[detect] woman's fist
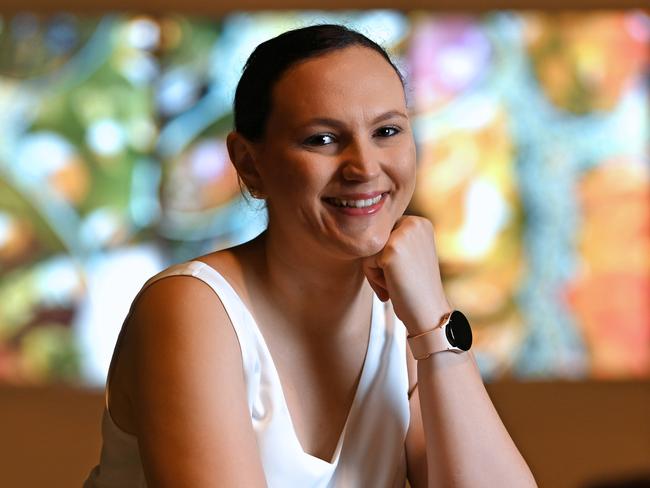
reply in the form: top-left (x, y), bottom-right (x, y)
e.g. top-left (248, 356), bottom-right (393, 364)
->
top-left (362, 216), bottom-right (452, 335)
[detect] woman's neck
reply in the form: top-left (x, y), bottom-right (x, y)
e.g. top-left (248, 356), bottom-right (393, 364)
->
top-left (249, 227), bottom-right (374, 337)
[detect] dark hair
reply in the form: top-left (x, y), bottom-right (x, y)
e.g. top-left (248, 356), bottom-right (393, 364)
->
top-left (233, 24), bottom-right (405, 142)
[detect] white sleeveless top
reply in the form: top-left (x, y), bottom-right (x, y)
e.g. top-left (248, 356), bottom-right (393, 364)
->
top-left (83, 260), bottom-right (411, 488)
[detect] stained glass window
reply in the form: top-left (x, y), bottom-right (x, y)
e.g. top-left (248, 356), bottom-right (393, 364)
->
top-left (0, 10), bottom-right (647, 385)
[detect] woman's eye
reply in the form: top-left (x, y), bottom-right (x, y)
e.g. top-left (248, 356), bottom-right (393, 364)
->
top-left (303, 134), bottom-right (336, 146)
top-left (375, 126), bottom-right (400, 138)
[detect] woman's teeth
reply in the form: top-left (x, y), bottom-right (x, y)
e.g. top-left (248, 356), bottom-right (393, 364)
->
top-left (328, 194), bottom-right (383, 208)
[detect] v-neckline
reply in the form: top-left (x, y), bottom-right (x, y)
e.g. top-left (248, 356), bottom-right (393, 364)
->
top-left (192, 260), bottom-right (378, 466)
top-left (250, 295), bottom-right (377, 466)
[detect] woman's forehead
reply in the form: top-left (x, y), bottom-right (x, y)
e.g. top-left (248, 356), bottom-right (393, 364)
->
top-left (269, 46), bottom-right (406, 126)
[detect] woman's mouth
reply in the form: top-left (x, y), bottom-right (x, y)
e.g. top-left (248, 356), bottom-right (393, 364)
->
top-left (323, 192), bottom-right (388, 215)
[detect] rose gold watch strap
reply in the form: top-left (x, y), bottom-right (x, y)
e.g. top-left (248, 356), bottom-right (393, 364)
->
top-left (407, 312), bottom-right (452, 360)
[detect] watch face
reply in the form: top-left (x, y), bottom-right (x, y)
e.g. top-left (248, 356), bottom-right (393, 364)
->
top-left (445, 310), bottom-right (473, 351)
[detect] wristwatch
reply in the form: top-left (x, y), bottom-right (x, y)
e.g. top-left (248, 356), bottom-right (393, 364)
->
top-left (407, 310), bottom-right (473, 360)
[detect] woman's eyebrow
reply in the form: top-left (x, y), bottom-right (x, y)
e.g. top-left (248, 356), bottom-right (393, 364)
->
top-left (371, 110), bottom-right (408, 123)
top-left (301, 110), bottom-right (408, 128)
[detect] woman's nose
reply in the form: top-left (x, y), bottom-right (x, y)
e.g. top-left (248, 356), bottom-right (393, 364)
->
top-left (340, 139), bottom-right (381, 182)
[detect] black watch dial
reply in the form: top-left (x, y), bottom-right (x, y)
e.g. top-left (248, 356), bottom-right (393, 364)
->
top-left (445, 310), bottom-right (473, 351)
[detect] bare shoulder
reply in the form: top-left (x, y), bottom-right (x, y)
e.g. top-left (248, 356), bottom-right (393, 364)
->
top-left (118, 258), bottom-right (267, 487)
top-left (125, 234), bottom-right (264, 362)
top-left (127, 268), bottom-right (240, 358)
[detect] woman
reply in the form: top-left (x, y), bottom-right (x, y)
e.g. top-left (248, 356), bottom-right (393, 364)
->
top-left (84, 24), bottom-right (537, 487)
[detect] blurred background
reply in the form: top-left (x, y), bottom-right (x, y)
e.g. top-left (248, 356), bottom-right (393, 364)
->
top-left (0, 2), bottom-right (648, 487)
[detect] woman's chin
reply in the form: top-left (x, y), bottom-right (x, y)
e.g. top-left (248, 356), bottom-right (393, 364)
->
top-left (336, 232), bottom-right (390, 259)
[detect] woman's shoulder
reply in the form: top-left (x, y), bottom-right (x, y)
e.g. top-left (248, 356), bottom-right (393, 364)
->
top-left (118, 250), bottom-right (252, 386)
top-left (107, 247), bottom-right (255, 437)
top-left (126, 235), bottom-right (263, 327)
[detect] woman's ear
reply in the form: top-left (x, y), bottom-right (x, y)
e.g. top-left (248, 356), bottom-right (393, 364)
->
top-left (226, 131), bottom-right (264, 196)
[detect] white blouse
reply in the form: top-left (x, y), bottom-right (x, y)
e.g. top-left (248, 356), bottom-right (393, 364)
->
top-left (83, 260), bottom-right (410, 488)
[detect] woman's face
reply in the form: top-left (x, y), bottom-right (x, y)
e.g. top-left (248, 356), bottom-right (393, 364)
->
top-left (251, 45), bottom-right (417, 259)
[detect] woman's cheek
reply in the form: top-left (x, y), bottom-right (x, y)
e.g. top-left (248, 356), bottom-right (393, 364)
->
top-left (395, 160), bottom-right (417, 211)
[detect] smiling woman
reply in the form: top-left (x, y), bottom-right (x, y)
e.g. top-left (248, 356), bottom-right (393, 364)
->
top-left (228, 41), bottom-right (416, 261)
top-left (83, 24), bottom-right (537, 488)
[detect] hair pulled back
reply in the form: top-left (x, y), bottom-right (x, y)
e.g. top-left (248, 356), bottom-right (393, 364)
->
top-left (233, 24), bottom-right (404, 142)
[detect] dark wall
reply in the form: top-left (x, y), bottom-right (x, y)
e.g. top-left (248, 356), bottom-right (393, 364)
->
top-left (1, 381), bottom-right (649, 488)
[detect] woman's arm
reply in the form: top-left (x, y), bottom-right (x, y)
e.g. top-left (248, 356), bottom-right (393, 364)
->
top-left (416, 348), bottom-right (537, 487)
top-left (364, 217), bottom-right (537, 487)
top-left (405, 346), bottom-right (428, 488)
top-left (126, 276), bottom-right (268, 488)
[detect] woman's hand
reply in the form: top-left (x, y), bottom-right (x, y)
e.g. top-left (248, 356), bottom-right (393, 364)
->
top-left (362, 216), bottom-right (452, 335)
